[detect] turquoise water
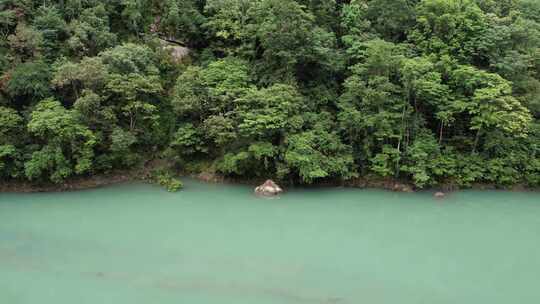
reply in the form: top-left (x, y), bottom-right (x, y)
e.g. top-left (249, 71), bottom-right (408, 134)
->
top-left (1, 180), bottom-right (540, 303)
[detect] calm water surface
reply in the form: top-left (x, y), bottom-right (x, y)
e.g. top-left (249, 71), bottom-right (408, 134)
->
top-left (1, 180), bottom-right (539, 303)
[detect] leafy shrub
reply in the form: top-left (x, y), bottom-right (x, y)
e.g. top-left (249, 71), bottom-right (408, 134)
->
top-left (151, 169), bottom-right (183, 192)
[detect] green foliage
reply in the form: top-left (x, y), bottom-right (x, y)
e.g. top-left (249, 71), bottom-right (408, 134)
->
top-left (236, 84), bottom-right (304, 138)
top-left (409, 0), bottom-right (488, 63)
top-left (204, 0), bottom-right (255, 54)
top-left (340, 1), bottom-right (374, 43)
top-left (99, 43), bottom-right (159, 76)
top-left (170, 123), bottom-right (207, 157)
top-left (171, 57), bottom-right (251, 123)
top-left (109, 127), bottom-right (138, 167)
top-left (152, 169), bottom-right (183, 192)
top-left (120, 0), bottom-right (144, 34)
top-left (52, 56), bottom-right (108, 94)
top-left (202, 57), bottom-right (250, 106)
top-left (0, 105), bottom-right (21, 139)
top-left (0, 144), bottom-right (19, 178)
top-left (284, 128), bottom-right (355, 183)
top-left (400, 131), bottom-right (441, 188)
top-left (244, 0), bottom-right (338, 84)
top-left (25, 98), bottom-right (96, 183)
top-left (339, 39), bottom-right (408, 172)
top-left (451, 65), bottom-right (532, 152)
top-left (0, 0), bottom-right (539, 189)
top-left (364, 0), bottom-right (417, 41)
top-left (216, 151), bottom-right (252, 176)
top-left (519, 0), bottom-right (540, 23)
top-left (7, 23), bottom-right (43, 60)
top-left (5, 60), bottom-right (51, 102)
top-left (159, 0), bottom-right (205, 44)
top-left (33, 6), bottom-right (68, 59)
top-left (0, 106), bottom-right (22, 178)
top-left (66, 4), bottom-right (117, 57)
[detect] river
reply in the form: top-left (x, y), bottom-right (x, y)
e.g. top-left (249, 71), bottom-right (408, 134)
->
top-left (1, 179), bottom-right (539, 303)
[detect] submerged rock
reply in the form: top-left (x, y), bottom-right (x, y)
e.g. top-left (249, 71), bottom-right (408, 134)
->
top-left (392, 183), bottom-right (414, 193)
top-left (255, 180), bottom-right (283, 196)
top-left (434, 191), bottom-right (446, 199)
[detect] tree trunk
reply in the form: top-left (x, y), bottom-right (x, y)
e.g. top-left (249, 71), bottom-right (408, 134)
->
top-left (130, 113), bottom-right (135, 131)
top-left (472, 127), bottom-right (482, 154)
top-left (439, 121), bottom-right (444, 145)
top-left (73, 81), bottom-right (79, 101)
top-left (396, 105), bottom-right (408, 178)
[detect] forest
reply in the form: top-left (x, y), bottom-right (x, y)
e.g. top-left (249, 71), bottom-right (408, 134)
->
top-left (0, 0), bottom-right (539, 189)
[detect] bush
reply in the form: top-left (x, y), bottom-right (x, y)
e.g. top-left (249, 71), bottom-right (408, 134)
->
top-left (152, 169), bottom-right (183, 192)
top-left (161, 176), bottom-right (183, 192)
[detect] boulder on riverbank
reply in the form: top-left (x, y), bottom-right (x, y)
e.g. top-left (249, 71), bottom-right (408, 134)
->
top-left (255, 180), bottom-right (283, 196)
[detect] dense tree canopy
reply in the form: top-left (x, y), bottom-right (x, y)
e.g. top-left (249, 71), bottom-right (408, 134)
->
top-left (0, 0), bottom-right (539, 189)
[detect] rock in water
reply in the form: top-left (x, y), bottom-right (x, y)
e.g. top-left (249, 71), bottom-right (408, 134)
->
top-left (434, 192), bottom-right (446, 199)
top-left (255, 180), bottom-right (283, 196)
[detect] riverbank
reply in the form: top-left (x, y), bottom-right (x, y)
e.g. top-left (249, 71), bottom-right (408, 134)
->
top-left (0, 159), bottom-right (171, 193)
top-left (0, 170), bottom-right (137, 193)
top-left (1, 168), bottom-right (536, 194)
